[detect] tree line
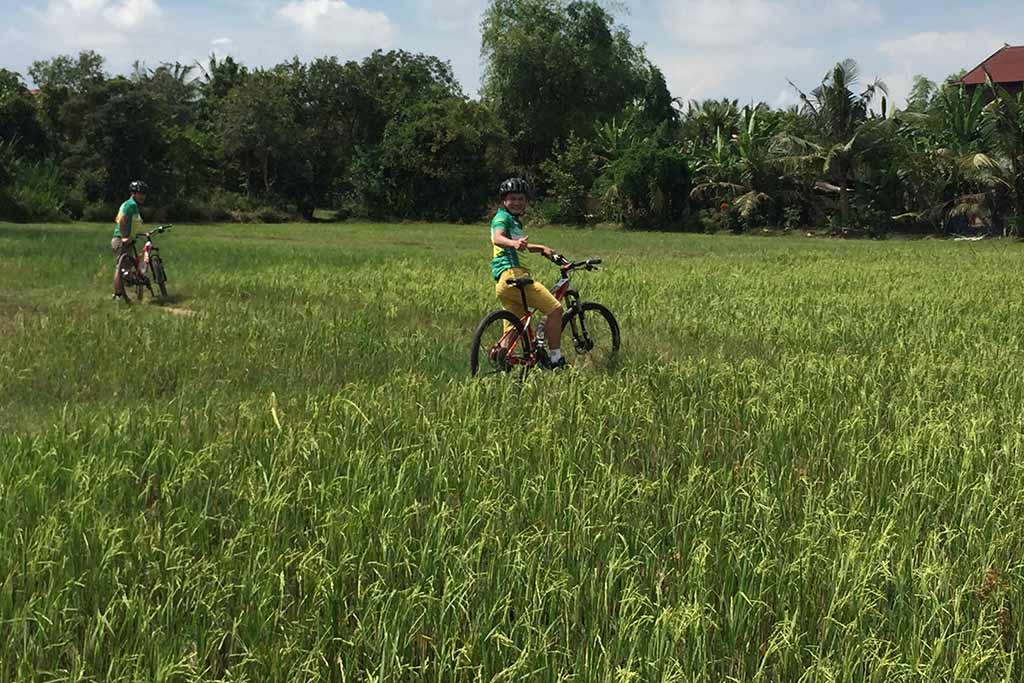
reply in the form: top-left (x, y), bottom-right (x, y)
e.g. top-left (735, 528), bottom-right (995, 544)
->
top-left (0, 0), bottom-right (1022, 234)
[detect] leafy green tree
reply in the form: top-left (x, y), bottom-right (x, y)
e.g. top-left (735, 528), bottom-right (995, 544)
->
top-left (0, 69), bottom-right (46, 155)
top-left (288, 58), bottom-right (362, 217)
top-left (354, 50), bottom-right (464, 145)
top-left (127, 62), bottom-right (213, 203)
top-left (0, 137), bottom-right (24, 219)
top-left (597, 139), bottom-right (690, 229)
top-left (195, 54), bottom-right (249, 129)
top-left (216, 70), bottom-right (302, 199)
top-left (136, 62), bottom-right (201, 126)
top-left (28, 51), bottom-right (107, 152)
top-left (638, 66), bottom-right (678, 132)
top-left (28, 51), bottom-right (106, 93)
top-left (905, 75), bottom-right (938, 113)
top-left (481, 0), bottom-right (651, 168)
top-left (198, 55), bottom-right (249, 102)
top-left (61, 78), bottom-right (164, 203)
top-left (540, 133), bottom-right (600, 223)
top-left (367, 98), bottom-right (508, 221)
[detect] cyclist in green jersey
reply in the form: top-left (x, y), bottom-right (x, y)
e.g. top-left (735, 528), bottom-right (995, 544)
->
top-left (111, 180), bottom-right (147, 302)
top-left (490, 177), bottom-right (567, 369)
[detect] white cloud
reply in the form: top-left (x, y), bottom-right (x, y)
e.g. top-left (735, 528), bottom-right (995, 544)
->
top-left (774, 87), bottom-right (800, 109)
top-left (277, 0), bottom-right (395, 51)
top-left (878, 30), bottom-right (1005, 107)
top-left (211, 37), bottom-right (233, 46)
top-left (660, 0), bottom-right (789, 48)
top-left (660, 0), bottom-right (883, 48)
top-left (829, 0), bottom-right (882, 25)
top-left (27, 0), bottom-right (163, 48)
top-left (656, 44), bottom-right (817, 102)
top-left (655, 0), bottom-right (882, 101)
top-left (419, 0), bottom-right (484, 32)
top-left (879, 30), bottom-right (1003, 73)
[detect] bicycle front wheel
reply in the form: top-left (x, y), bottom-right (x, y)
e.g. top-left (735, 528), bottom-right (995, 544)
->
top-left (470, 310), bottom-right (533, 378)
top-left (561, 302), bottom-right (620, 370)
top-left (153, 261), bottom-right (168, 297)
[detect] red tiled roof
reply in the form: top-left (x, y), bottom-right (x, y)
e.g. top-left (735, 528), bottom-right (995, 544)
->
top-left (962, 45), bottom-right (1024, 85)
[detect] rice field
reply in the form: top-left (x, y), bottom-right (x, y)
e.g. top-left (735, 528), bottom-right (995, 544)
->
top-left (2, 220), bottom-right (1024, 681)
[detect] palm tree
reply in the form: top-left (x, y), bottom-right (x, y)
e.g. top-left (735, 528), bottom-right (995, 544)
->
top-left (690, 107), bottom-right (781, 226)
top-left (981, 78), bottom-right (1024, 234)
top-left (780, 59), bottom-right (888, 228)
top-left (897, 83), bottom-right (996, 231)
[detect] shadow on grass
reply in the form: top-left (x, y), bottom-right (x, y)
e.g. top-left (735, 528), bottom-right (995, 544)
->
top-left (146, 292), bottom-right (189, 307)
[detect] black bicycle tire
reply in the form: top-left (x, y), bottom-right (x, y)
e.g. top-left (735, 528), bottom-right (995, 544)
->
top-left (470, 310), bottom-right (532, 377)
top-left (561, 302), bottom-right (620, 362)
top-left (154, 262), bottom-right (168, 297)
top-left (115, 253), bottom-right (134, 299)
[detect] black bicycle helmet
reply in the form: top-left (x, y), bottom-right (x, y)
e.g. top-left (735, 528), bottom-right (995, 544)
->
top-left (499, 177), bottom-right (531, 198)
top-left (129, 180), bottom-right (148, 194)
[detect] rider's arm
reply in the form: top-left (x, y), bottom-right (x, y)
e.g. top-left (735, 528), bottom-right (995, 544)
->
top-left (492, 228), bottom-right (528, 251)
top-left (526, 243), bottom-right (555, 258)
top-left (118, 213), bottom-right (131, 240)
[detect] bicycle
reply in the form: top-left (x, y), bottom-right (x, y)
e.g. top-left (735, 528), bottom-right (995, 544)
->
top-left (115, 225), bottom-right (172, 302)
top-left (470, 254), bottom-right (620, 377)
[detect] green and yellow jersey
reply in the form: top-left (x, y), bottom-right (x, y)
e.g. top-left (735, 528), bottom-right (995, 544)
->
top-left (113, 197), bottom-right (141, 238)
top-left (490, 208), bottom-right (527, 280)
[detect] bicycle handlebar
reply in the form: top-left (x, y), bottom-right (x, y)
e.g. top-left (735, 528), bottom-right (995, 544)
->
top-left (141, 225), bottom-right (173, 239)
top-left (549, 253), bottom-right (603, 272)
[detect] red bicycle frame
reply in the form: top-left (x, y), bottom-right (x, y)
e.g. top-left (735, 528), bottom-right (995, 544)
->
top-left (496, 258), bottom-right (594, 368)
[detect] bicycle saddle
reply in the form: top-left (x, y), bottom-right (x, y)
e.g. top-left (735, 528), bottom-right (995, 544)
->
top-left (506, 277), bottom-right (534, 288)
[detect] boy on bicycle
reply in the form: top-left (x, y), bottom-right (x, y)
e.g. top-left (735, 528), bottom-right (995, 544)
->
top-left (490, 177), bottom-right (566, 369)
top-left (111, 180), bottom-right (147, 303)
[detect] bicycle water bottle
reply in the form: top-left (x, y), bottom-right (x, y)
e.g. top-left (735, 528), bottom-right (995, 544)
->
top-left (536, 316), bottom-right (547, 348)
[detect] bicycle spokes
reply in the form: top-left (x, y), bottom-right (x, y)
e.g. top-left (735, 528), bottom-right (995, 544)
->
top-left (565, 303), bottom-right (620, 370)
top-left (477, 329), bottom-right (526, 376)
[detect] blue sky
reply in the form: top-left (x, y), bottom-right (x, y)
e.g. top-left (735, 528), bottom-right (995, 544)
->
top-left (1, 0), bottom-right (1021, 108)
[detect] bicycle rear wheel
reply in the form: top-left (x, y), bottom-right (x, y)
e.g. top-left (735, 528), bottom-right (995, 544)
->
top-left (470, 310), bottom-right (533, 378)
top-left (561, 302), bottom-right (620, 371)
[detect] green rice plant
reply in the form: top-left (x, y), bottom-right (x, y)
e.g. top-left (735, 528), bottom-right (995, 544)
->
top-left (2, 222), bottom-right (1024, 681)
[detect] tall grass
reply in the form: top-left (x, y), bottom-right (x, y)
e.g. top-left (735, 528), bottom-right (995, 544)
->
top-left (0, 159), bottom-right (69, 222)
top-left (2, 222), bottom-right (1023, 680)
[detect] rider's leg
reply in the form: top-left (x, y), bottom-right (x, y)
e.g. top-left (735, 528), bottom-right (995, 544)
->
top-left (523, 282), bottom-right (563, 351)
top-left (544, 305), bottom-right (563, 351)
top-left (495, 269), bottom-right (528, 344)
top-left (111, 238), bottom-right (126, 298)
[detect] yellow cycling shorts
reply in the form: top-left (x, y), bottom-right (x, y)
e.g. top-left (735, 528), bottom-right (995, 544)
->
top-left (495, 267), bottom-right (561, 321)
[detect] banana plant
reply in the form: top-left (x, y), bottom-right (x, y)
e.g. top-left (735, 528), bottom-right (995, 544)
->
top-left (981, 77), bottom-right (1024, 233)
top-left (690, 107), bottom-right (781, 224)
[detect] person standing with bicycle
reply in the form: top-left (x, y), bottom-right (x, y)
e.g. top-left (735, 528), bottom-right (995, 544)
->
top-left (490, 177), bottom-right (567, 369)
top-left (111, 180), bottom-right (147, 303)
